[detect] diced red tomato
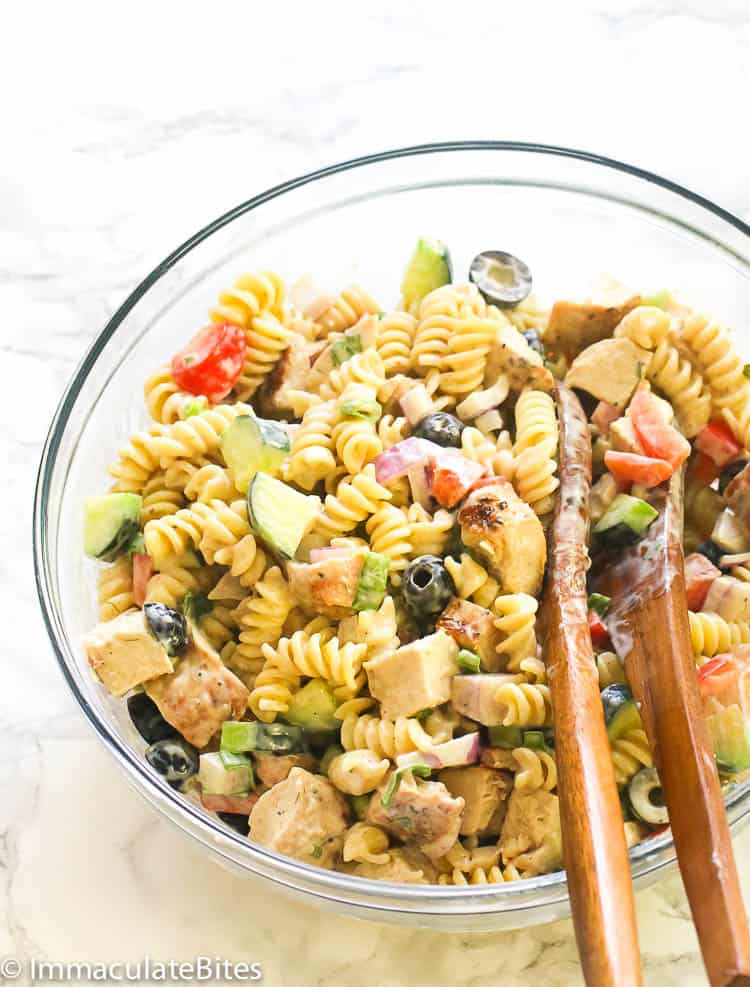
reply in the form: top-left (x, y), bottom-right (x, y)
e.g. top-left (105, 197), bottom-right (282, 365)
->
top-left (171, 322), bottom-right (247, 403)
top-left (694, 421), bottom-right (742, 468)
top-left (588, 610), bottom-right (611, 649)
top-left (200, 791), bottom-right (259, 816)
top-left (132, 552), bottom-right (153, 607)
top-left (684, 552), bottom-right (721, 610)
top-left (591, 401), bottom-right (620, 436)
top-left (698, 654), bottom-right (739, 700)
top-left (604, 451), bottom-right (673, 488)
top-left (689, 451), bottom-right (721, 487)
top-left (429, 450), bottom-right (486, 508)
top-left (629, 389), bottom-right (691, 471)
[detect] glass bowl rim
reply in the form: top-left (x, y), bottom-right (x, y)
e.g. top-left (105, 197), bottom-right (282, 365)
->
top-left (33, 140), bottom-right (750, 911)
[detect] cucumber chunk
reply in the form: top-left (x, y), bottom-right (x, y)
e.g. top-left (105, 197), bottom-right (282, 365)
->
top-left (593, 494), bottom-right (658, 549)
top-left (84, 493), bottom-right (142, 561)
top-left (199, 752), bottom-right (253, 796)
top-left (707, 704), bottom-right (750, 774)
top-left (330, 331), bottom-right (363, 366)
top-left (221, 414), bottom-right (289, 494)
top-left (221, 720), bottom-right (307, 754)
top-left (400, 238), bottom-right (452, 310)
top-left (352, 551), bottom-right (389, 612)
top-left (601, 684), bottom-right (641, 742)
top-left (283, 680), bottom-right (339, 734)
top-left (487, 725), bottom-right (524, 749)
top-left (247, 472), bottom-right (318, 559)
top-left (588, 592), bottom-right (611, 618)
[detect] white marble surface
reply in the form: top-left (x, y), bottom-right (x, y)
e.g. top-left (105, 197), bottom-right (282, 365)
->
top-left (3, 1), bottom-right (750, 984)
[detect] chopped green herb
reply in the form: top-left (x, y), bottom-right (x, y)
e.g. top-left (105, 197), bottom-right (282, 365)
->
top-left (183, 354), bottom-right (197, 367)
top-left (457, 649), bottom-right (481, 674)
top-left (744, 364), bottom-right (750, 380)
top-left (330, 332), bottom-right (362, 366)
top-left (641, 290), bottom-right (672, 311)
top-left (219, 751), bottom-right (255, 789)
top-left (339, 398), bottom-right (382, 422)
top-left (182, 395), bottom-right (208, 418)
top-left (414, 709), bottom-right (431, 722)
top-left (182, 590), bottom-right (212, 623)
top-left (351, 795), bottom-right (370, 820)
top-left (310, 844), bottom-right (324, 859)
top-left (522, 730), bottom-right (546, 751)
top-left (587, 593), bottom-right (611, 618)
top-left (381, 763), bottom-right (432, 808)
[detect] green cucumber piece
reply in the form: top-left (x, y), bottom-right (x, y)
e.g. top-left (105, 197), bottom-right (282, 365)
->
top-left (283, 680), bottom-right (339, 734)
top-left (352, 552), bottom-right (389, 612)
top-left (601, 684), bottom-right (642, 742)
top-left (350, 794), bottom-right (370, 820)
top-left (457, 649), bottom-right (481, 674)
top-left (707, 704), bottom-right (750, 774)
top-left (221, 720), bottom-right (307, 754)
top-left (594, 494), bottom-right (658, 549)
top-left (522, 730), bottom-right (546, 751)
top-left (330, 331), bottom-right (363, 366)
top-left (247, 472), bottom-right (318, 560)
top-left (199, 752), bottom-right (253, 796)
top-left (339, 396), bottom-right (382, 422)
top-left (84, 493), bottom-right (142, 561)
top-left (487, 725), bottom-right (524, 749)
top-left (221, 414), bottom-right (289, 494)
top-left (400, 238), bottom-right (452, 310)
top-left (641, 290), bottom-right (672, 311)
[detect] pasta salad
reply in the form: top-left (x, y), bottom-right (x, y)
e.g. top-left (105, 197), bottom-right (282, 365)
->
top-left (82, 239), bottom-right (750, 886)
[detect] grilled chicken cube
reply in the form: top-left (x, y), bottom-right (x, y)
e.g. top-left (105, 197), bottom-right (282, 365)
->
top-left (287, 546), bottom-right (368, 619)
top-left (458, 480), bottom-right (546, 595)
top-left (365, 630), bottom-right (458, 720)
top-left (249, 767), bottom-right (350, 869)
top-left (83, 609), bottom-right (173, 697)
top-left (451, 673), bottom-right (520, 726)
top-left (439, 765), bottom-right (512, 837)
top-left (609, 415), bottom-right (645, 455)
top-left (702, 575), bottom-right (750, 622)
top-left (436, 597), bottom-right (503, 671)
top-left (499, 788), bottom-right (563, 876)
top-left (565, 338), bottom-right (649, 410)
top-left (481, 748), bottom-right (519, 772)
top-left (485, 324), bottom-right (554, 393)
top-left (145, 628), bottom-right (249, 748)
top-left (256, 334), bottom-right (325, 417)
top-left (367, 772), bottom-right (465, 860)
top-left (545, 295), bottom-right (640, 355)
top-left (253, 753), bottom-right (318, 789)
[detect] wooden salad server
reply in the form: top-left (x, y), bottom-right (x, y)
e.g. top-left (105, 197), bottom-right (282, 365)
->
top-left (541, 382), bottom-right (644, 987)
top-left (598, 468), bottom-right (750, 987)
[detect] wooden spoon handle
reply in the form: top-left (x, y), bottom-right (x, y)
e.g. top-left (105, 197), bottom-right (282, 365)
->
top-left (542, 383), bottom-right (643, 987)
top-left (599, 472), bottom-right (750, 987)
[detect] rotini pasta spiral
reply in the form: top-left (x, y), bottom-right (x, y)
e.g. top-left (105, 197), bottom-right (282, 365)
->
top-left (412, 284), bottom-right (487, 373)
top-left (507, 294), bottom-right (549, 336)
top-left (144, 365), bottom-right (195, 424)
top-left (646, 340), bottom-right (711, 438)
top-left (681, 313), bottom-right (748, 413)
top-left (342, 823), bottom-right (391, 865)
top-left (144, 555), bottom-right (204, 608)
top-left (513, 388), bottom-right (559, 515)
top-left (315, 464), bottom-right (392, 538)
top-left (327, 750), bottom-right (390, 795)
top-left (184, 463), bottom-right (237, 504)
top-left (377, 414), bottom-right (409, 450)
top-left (308, 285), bottom-right (379, 337)
top-left (365, 504), bottom-right (412, 577)
top-left (341, 712), bottom-right (435, 760)
top-left (406, 503), bottom-right (454, 558)
top-left (376, 311), bottom-right (417, 375)
top-left (141, 402), bottom-right (254, 474)
top-left (209, 270), bottom-right (286, 326)
top-left (319, 348), bottom-right (386, 401)
top-left (232, 567), bottom-right (295, 689)
top-left (494, 681), bottom-right (552, 727)
top-left (688, 611), bottom-right (750, 657)
top-left (274, 632), bottom-right (366, 695)
top-left (444, 553), bottom-right (499, 608)
top-left (140, 472), bottom-right (186, 525)
top-left (611, 729), bottom-right (652, 786)
top-left (512, 747), bottom-right (557, 791)
top-left (143, 502), bottom-right (214, 564)
top-left (614, 306), bottom-right (671, 350)
top-left (199, 602), bottom-right (238, 653)
top-left (285, 399), bottom-right (338, 490)
top-left (460, 427), bottom-right (515, 481)
top-left (97, 556), bottom-right (134, 621)
top-left (332, 384), bottom-right (383, 473)
top-left (493, 594), bottom-right (538, 671)
top-left (438, 314), bottom-right (503, 398)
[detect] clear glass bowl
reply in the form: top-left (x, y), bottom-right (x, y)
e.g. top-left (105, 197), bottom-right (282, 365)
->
top-left (34, 142), bottom-right (750, 931)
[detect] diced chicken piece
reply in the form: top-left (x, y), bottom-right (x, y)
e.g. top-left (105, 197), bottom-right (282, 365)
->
top-left (254, 753), bottom-right (318, 789)
top-left (609, 416), bottom-right (645, 455)
top-left (458, 480), bottom-right (546, 595)
top-left (365, 631), bottom-right (458, 720)
top-left (499, 789), bottom-right (563, 876)
top-left (545, 295), bottom-right (640, 354)
top-left (451, 673), bottom-right (520, 726)
top-left (436, 597), bottom-right (503, 671)
top-left (367, 773), bottom-right (465, 860)
top-left (726, 464), bottom-right (750, 531)
top-left (589, 472), bottom-right (619, 524)
top-left (145, 628), bottom-right (249, 748)
top-left (345, 847), bottom-right (439, 884)
top-left (591, 401), bottom-right (620, 436)
top-left (703, 576), bottom-right (750, 622)
top-left (287, 547), bottom-right (368, 619)
top-left (485, 324), bottom-right (554, 393)
top-left (684, 553), bottom-right (721, 611)
top-left (439, 765), bottom-right (512, 836)
top-left (208, 572), bottom-right (246, 602)
top-left (83, 609), bottom-right (173, 697)
top-left (481, 748), bottom-right (519, 772)
top-left (256, 334), bottom-right (325, 417)
top-left (249, 768), bottom-right (349, 868)
top-left (565, 338), bottom-right (649, 410)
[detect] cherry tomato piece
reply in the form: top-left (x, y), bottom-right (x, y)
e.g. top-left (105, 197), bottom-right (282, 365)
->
top-left (694, 421), bottom-right (742, 468)
top-left (698, 654), bottom-right (739, 699)
top-left (171, 322), bottom-right (247, 403)
top-left (132, 552), bottom-right (153, 607)
top-left (604, 451), bottom-right (673, 488)
top-left (629, 389), bottom-right (690, 470)
top-left (588, 610), bottom-right (611, 649)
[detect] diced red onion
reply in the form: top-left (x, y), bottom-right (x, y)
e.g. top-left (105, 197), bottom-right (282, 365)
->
top-left (407, 465), bottom-right (433, 510)
top-left (396, 732), bottom-right (481, 771)
top-left (374, 437), bottom-right (439, 484)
